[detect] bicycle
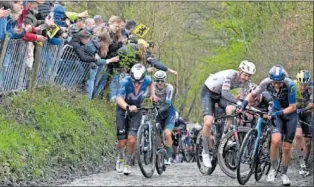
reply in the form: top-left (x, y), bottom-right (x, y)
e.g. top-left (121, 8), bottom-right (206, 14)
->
top-left (236, 106), bottom-right (272, 185)
top-left (136, 104), bottom-right (168, 178)
top-left (217, 108), bottom-right (257, 178)
top-left (195, 114), bottom-right (231, 176)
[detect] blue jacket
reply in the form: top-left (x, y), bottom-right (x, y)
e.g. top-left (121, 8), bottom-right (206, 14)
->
top-left (0, 17), bottom-right (8, 40)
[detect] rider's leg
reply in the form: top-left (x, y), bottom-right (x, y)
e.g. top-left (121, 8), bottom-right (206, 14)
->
top-left (294, 126), bottom-right (306, 167)
top-left (301, 113), bottom-right (313, 164)
top-left (201, 86), bottom-right (217, 167)
top-left (115, 107), bottom-right (128, 172)
top-left (304, 137), bottom-right (312, 163)
top-left (267, 117), bottom-right (283, 182)
top-left (225, 105), bottom-right (236, 132)
top-left (280, 112), bottom-right (298, 184)
top-left (163, 106), bottom-right (176, 163)
top-left (124, 110), bottom-right (142, 171)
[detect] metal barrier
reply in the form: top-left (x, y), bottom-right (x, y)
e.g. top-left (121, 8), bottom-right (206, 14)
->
top-left (53, 44), bottom-right (91, 89)
top-left (0, 39), bottom-right (98, 94)
top-left (37, 42), bottom-right (64, 87)
top-left (0, 39), bottom-right (31, 93)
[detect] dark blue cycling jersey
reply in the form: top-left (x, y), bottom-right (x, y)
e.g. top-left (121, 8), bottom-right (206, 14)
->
top-left (253, 77), bottom-right (296, 111)
top-left (117, 75), bottom-right (152, 107)
top-left (175, 118), bottom-right (187, 128)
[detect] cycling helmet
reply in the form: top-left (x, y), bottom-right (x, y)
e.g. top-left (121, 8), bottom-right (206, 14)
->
top-left (154, 70), bottom-right (167, 81)
top-left (239, 60), bottom-right (256, 75)
top-left (296, 70), bottom-right (311, 84)
top-left (130, 63), bottom-right (146, 81)
top-left (245, 82), bottom-right (257, 95)
top-left (269, 65), bottom-right (286, 81)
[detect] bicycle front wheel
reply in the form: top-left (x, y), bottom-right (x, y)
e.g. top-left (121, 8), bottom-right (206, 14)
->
top-left (217, 126), bottom-right (251, 179)
top-left (236, 129), bottom-right (258, 185)
top-left (136, 123), bottom-right (156, 178)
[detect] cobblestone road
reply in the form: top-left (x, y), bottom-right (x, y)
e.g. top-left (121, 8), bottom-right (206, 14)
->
top-left (62, 162), bottom-right (313, 186)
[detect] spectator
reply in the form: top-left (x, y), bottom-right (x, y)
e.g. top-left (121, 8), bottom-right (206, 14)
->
top-left (85, 18), bottom-right (95, 34)
top-left (36, 0), bottom-right (54, 20)
top-left (122, 20), bottom-right (136, 39)
top-left (6, 1), bottom-right (25, 39)
top-left (94, 15), bottom-right (103, 26)
top-left (23, 0), bottom-right (45, 27)
top-left (0, 2), bottom-right (12, 42)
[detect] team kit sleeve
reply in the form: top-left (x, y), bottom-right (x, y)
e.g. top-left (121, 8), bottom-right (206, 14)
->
top-left (221, 71), bottom-right (238, 103)
top-left (252, 78), bottom-right (269, 97)
top-left (117, 77), bottom-right (128, 99)
top-left (287, 80), bottom-right (297, 105)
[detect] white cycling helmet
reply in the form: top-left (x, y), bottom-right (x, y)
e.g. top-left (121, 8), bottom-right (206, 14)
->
top-left (239, 60), bottom-right (256, 75)
top-left (154, 70), bottom-right (167, 81)
top-left (130, 63), bottom-right (146, 81)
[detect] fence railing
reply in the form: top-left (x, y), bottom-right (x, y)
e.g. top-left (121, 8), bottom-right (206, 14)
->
top-left (0, 39), bottom-right (31, 93)
top-left (0, 36), bottom-right (94, 94)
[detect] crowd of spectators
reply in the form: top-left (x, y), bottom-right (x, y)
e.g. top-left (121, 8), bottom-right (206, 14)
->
top-left (0, 0), bottom-right (178, 101)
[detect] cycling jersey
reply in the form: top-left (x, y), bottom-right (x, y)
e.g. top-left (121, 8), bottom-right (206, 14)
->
top-left (155, 83), bottom-right (176, 130)
top-left (252, 77), bottom-right (296, 110)
top-left (253, 77), bottom-right (297, 143)
top-left (155, 83), bottom-right (174, 109)
top-left (117, 75), bottom-right (152, 107)
top-left (293, 80), bottom-right (313, 108)
top-left (204, 69), bottom-right (250, 104)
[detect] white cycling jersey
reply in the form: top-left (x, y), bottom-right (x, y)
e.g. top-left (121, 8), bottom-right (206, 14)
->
top-left (204, 69), bottom-right (250, 103)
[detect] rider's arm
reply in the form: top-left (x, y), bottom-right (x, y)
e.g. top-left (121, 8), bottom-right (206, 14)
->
top-left (282, 81), bottom-right (297, 115)
top-left (116, 78), bottom-right (129, 110)
top-left (148, 80), bottom-right (156, 99)
top-left (146, 57), bottom-right (168, 72)
top-left (157, 84), bottom-right (174, 113)
top-left (246, 78), bottom-right (269, 103)
top-left (221, 73), bottom-right (238, 104)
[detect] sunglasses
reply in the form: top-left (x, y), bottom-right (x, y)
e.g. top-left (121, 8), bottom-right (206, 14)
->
top-left (272, 81), bottom-right (283, 85)
top-left (156, 80), bottom-right (165, 83)
top-left (132, 79), bottom-right (144, 84)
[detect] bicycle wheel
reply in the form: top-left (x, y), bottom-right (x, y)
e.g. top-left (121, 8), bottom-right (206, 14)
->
top-left (195, 133), bottom-right (217, 175)
top-left (218, 126), bottom-right (251, 178)
top-left (275, 138), bottom-right (283, 178)
top-left (136, 123), bottom-right (156, 178)
top-left (255, 130), bottom-right (271, 181)
top-left (156, 148), bottom-right (166, 175)
top-left (237, 129), bottom-right (258, 185)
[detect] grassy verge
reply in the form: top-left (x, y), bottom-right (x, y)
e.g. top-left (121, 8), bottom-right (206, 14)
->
top-left (0, 86), bottom-right (116, 186)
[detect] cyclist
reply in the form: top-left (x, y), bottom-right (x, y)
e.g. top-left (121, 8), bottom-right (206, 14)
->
top-left (241, 65), bottom-right (297, 186)
top-left (200, 60), bottom-right (256, 168)
top-left (240, 82), bottom-right (272, 115)
top-left (172, 112), bottom-right (188, 163)
top-left (115, 63), bottom-right (158, 175)
top-left (153, 70), bottom-right (176, 165)
top-left (293, 70), bottom-right (313, 176)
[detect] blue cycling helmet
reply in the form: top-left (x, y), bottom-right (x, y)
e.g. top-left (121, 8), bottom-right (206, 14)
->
top-left (269, 65), bottom-right (286, 81)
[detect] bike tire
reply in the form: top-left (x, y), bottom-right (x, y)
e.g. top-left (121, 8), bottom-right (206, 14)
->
top-left (156, 149), bottom-right (165, 175)
top-left (195, 133), bottom-right (217, 175)
top-left (275, 139), bottom-right (283, 178)
top-left (217, 126), bottom-right (251, 179)
top-left (236, 129), bottom-right (257, 185)
top-left (136, 123), bottom-right (156, 178)
top-left (255, 130), bottom-right (271, 181)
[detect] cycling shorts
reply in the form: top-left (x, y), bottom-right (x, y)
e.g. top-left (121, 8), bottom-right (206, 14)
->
top-left (156, 105), bottom-right (176, 131)
top-left (115, 106), bottom-right (142, 140)
top-left (201, 85), bottom-right (229, 117)
top-left (297, 112), bottom-right (313, 138)
top-left (271, 111), bottom-right (298, 143)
